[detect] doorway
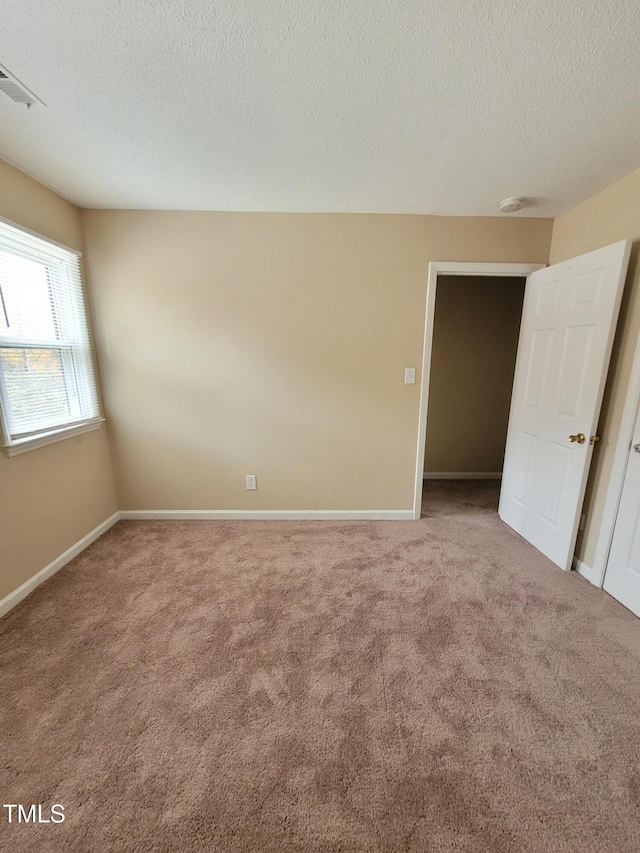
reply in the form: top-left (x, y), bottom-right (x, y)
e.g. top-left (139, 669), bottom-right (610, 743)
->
top-left (412, 262), bottom-right (543, 520)
top-left (423, 274), bottom-right (526, 482)
top-left (414, 245), bottom-right (630, 576)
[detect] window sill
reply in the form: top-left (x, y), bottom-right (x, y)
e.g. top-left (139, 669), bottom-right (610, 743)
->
top-left (3, 419), bottom-right (105, 457)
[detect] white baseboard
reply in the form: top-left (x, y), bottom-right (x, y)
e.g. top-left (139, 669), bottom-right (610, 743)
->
top-left (1, 507), bottom-right (413, 619)
top-left (423, 472), bottom-right (502, 480)
top-left (119, 509), bottom-right (414, 521)
top-left (0, 512), bottom-right (120, 619)
top-left (572, 557), bottom-right (601, 587)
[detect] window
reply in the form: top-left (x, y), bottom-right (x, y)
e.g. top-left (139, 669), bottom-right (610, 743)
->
top-left (0, 218), bottom-right (102, 455)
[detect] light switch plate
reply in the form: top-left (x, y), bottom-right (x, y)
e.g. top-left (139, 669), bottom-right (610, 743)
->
top-left (404, 368), bottom-right (416, 384)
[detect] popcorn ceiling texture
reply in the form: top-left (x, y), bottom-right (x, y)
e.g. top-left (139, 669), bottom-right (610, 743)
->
top-left (0, 0), bottom-right (639, 214)
top-left (1, 482), bottom-right (639, 851)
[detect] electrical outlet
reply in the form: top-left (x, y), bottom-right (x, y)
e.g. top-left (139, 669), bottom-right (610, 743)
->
top-left (246, 475), bottom-right (257, 490)
top-left (404, 367), bottom-right (416, 384)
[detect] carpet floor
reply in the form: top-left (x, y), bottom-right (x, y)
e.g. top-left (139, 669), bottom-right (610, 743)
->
top-left (1, 481), bottom-right (639, 852)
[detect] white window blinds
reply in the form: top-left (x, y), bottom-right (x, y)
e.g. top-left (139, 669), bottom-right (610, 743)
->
top-left (0, 219), bottom-right (101, 448)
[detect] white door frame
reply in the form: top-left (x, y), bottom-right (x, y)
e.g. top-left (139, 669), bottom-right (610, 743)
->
top-left (588, 328), bottom-right (640, 587)
top-left (412, 261), bottom-right (545, 520)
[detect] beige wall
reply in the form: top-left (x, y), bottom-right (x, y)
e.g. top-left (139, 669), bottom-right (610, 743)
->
top-left (549, 167), bottom-right (640, 569)
top-left (83, 210), bottom-right (551, 511)
top-left (424, 276), bottom-right (524, 474)
top-left (0, 160), bottom-right (118, 601)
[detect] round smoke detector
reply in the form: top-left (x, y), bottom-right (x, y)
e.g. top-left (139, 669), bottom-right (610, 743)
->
top-left (499, 197), bottom-right (526, 213)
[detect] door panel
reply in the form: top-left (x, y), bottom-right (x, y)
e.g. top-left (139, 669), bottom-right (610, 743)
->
top-left (524, 329), bottom-right (553, 408)
top-left (499, 240), bottom-right (631, 570)
top-left (555, 325), bottom-right (593, 416)
top-left (603, 412), bottom-right (640, 617)
top-left (540, 442), bottom-right (569, 527)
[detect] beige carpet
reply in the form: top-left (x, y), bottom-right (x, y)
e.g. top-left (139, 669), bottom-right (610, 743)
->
top-left (1, 481), bottom-right (639, 852)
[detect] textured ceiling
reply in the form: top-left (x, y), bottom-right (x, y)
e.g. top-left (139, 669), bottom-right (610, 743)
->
top-left (1, 0), bottom-right (639, 215)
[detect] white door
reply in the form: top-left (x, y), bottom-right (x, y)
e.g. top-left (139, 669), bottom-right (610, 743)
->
top-left (499, 240), bottom-right (631, 570)
top-left (603, 408), bottom-right (640, 617)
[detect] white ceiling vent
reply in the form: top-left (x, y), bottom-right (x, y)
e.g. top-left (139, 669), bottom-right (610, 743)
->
top-left (0, 63), bottom-right (45, 108)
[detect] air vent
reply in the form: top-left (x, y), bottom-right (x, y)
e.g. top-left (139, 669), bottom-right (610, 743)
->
top-left (0, 63), bottom-right (45, 108)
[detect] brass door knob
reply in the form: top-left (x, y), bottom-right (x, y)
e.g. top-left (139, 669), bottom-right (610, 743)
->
top-left (569, 433), bottom-right (586, 444)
